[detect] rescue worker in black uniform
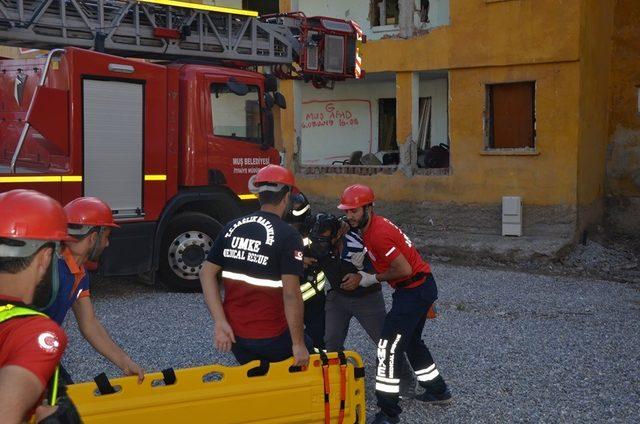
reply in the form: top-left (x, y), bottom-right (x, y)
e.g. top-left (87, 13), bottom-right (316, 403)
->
top-left (200, 165), bottom-right (312, 366)
top-left (285, 193), bottom-right (327, 349)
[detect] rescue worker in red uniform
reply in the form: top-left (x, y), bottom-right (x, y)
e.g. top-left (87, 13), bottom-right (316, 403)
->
top-left (0, 189), bottom-right (80, 423)
top-left (339, 184), bottom-right (451, 424)
top-left (200, 165), bottom-right (312, 367)
top-left (43, 197), bottom-right (144, 383)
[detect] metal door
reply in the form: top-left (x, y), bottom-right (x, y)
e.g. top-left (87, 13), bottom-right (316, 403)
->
top-left (83, 79), bottom-right (143, 218)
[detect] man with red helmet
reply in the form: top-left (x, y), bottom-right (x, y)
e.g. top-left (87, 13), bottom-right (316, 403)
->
top-left (0, 189), bottom-right (80, 423)
top-left (43, 197), bottom-right (144, 384)
top-left (339, 184), bottom-right (451, 424)
top-left (200, 164), bottom-right (312, 367)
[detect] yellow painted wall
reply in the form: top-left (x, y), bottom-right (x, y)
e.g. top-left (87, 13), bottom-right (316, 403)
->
top-left (361, 0), bottom-right (581, 73)
top-left (575, 0), bottom-right (615, 224)
top-left (276, 0), bottom-right (640, 241)
top-left (291, 0), bottom-right (583, 209)
top-left (298, 61), bottom-right (581, 206)
top-left (395, 71), bottom-right (414, 144)
top-left (607, 0), bottom-right (640, 198)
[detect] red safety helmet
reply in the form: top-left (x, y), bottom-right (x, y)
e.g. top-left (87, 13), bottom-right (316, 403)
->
top-left (64, 197), bottom-right (120, 233)
top-left (337, 184), bottom-right (375, 210)
top-left (0, 189), bottom-right (72, 242)
top-left (248, 164), bottom-right (297, 193)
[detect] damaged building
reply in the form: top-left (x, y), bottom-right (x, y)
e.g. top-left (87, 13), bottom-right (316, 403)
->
top-left (272, 0), bottom-right (639, 258)
top-left (1, 0), bottom-right (637, 259)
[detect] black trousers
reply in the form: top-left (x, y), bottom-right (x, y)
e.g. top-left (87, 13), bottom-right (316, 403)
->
top-left (59, 363), bottom-right (74, 385)
top-left (231, 329), bottom-right (314, 365)
top-left (375, 275), bottom-right (446, 417)
top-left (304, 292), bottom-right (326, 350)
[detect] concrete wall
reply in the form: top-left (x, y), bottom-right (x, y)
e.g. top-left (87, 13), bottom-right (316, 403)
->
top-left (605, 0), bottom-right (640, 235)
top-left (297, 75), bottom-right (448, 164)
top-left (575, 0), bottom-right (615, 232)
top-left (296, 0), bottom-right (371, 38)
top-left (299, 78), bottom-right (394, 164)
top-left (308, 195), bottom-right (577, 248)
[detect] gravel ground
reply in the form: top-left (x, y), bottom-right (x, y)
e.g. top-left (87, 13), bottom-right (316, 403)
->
top-left (62, 264), bottom-right (640, 423)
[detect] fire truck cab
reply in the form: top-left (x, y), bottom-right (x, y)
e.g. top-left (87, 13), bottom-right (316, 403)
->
top-left (0, 0), bottom-right (364, 291)
top-left (0, 47), bottom-right (279, 290)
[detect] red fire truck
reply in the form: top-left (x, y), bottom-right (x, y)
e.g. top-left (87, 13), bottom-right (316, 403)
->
top-left (0, 0), bottom-right (364, 290)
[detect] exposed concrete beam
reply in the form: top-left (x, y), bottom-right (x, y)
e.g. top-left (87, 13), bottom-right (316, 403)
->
top-left (399, 0), bottom-right (415, 39)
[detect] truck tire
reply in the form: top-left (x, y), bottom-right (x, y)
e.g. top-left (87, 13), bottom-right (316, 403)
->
top-left (158, 212), bottom-right (222, 292)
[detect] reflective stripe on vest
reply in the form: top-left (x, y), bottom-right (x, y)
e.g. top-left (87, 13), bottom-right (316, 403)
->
top-left (301, 271), bottom-right (326, 301)
top-left (221, 270), bottom-right (283, 288)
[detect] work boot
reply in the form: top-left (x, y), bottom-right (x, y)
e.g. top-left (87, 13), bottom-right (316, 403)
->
top-left (416, 374), bottom-right (452, 404)
top-left (415, 386), bottom-right (452, 405)
top-left (369, 411), bottom-right (400, 424)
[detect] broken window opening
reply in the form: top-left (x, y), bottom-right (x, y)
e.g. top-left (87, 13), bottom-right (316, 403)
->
top-left (379, 98), bottom-right (398, 151)
top-left (486, 81), bottom-right (536, 149)
top-left (371, 0), bottom-right (400, 27)
top-left (420, 0), bottom-right (430, 23)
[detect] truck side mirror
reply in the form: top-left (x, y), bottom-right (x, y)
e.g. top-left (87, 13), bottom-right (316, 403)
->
top-left (274, 92), bottom-right (287, 109)
top-left (227, 77), bottom-right (249, 96)
top-left (264, 74), bottom-right (278, 92)
top-left (261, 109), bottom-right (275, 150)
top-left (264, 92), bottom-right (275, 109)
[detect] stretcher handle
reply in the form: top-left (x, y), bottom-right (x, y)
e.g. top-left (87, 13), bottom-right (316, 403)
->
top-left (93, 373), bottom-right (116, 395)
top-left (161, 368), bottom-right (177, 385)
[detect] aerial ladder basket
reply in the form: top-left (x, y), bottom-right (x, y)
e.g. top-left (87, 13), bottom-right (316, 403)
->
top-left (0, 0), bottom-right (365, 87)
top-left (66, 351), bottom-right (366, 423)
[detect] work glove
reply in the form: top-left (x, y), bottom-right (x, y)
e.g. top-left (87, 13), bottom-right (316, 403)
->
top-left (350, 250), bottom-right (366, 270)
top-left (357, 271), bottom-right (379, 288)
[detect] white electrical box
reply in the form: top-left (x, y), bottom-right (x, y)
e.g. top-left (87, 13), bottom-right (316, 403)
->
top-left (502, 196), bottom-right (523, 236)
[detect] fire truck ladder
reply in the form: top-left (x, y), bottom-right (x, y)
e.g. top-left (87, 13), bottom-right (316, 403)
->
top-left (0, 0), bottom-right (301, 64)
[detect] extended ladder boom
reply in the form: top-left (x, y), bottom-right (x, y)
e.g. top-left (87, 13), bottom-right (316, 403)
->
top-left (0, 0), bottom-right (364, 83)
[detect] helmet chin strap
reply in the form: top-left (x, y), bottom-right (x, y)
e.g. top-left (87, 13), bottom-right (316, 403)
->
top-left (36, 246), bottom-right (60, 312)
top-left (88, 227), bottom-right (104, 262)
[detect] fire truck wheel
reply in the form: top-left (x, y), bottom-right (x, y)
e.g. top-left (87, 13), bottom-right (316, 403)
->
top-left (159, 212), bottom-right (222, 292)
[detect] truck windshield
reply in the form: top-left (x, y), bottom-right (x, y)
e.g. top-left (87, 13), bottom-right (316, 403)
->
top-left (210, 83), bottom-right (262, 143)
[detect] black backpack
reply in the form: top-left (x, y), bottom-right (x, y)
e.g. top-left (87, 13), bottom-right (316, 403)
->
top-left (422, 143), bottom-right (450, 168)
